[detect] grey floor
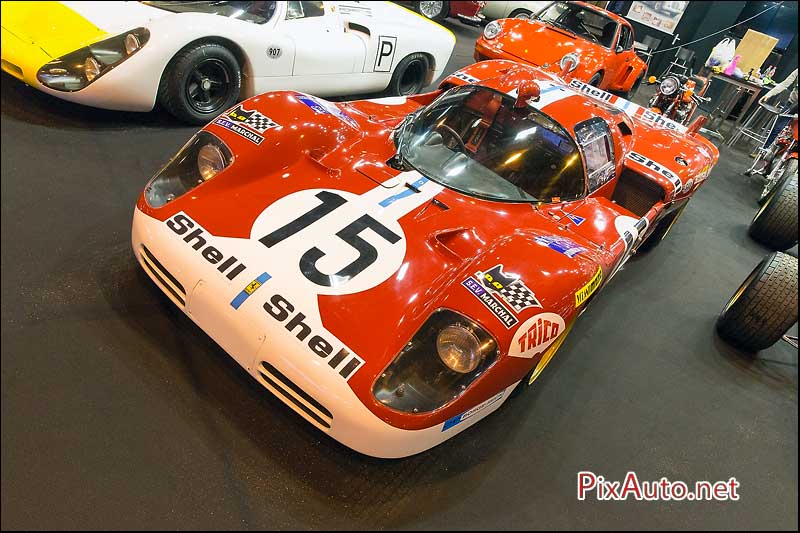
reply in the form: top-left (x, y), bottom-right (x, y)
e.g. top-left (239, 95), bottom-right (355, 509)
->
top-left (1, 20), bottom-right (797, 531)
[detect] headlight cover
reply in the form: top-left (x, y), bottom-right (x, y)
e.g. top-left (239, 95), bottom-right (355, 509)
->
top-left (373, 310), bottom-right (499, 413)
top-left (660, 76), bottom-right (680, 96)
top-left (37, 28), bottom-right (150, 92)
top-left (559, 52), bottom-right (580, 73)
top-left (145, 131), bottom-right (233, 208)
top-left (483, 20), bottom-right (502, 40)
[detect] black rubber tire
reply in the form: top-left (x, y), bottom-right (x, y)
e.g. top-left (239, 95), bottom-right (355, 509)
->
top-left (509, 8), bottom-right (533, 19)
top-left (588, 72), bottom-right (603, 87)
top-left (716, 252), bottom-right (798, 352)
top-left (637, 202), bottom-right (687, 253)
top-left (621, 73), bottom-right (644, 99)
top-left (158, 42), bottom-right (241, 125)
top-left (758, 158), bottom-right (797, 206)
top-left (749, 171), bottom-right (798, 250)
top-left (386, 53), bottom-right (430, 96)
top-left (414, 1), bottom-right (448, 22)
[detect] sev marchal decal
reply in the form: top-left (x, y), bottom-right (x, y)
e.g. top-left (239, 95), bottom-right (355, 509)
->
top-left (214, 104), bottom-right (280, 145)
top-left (462, 264), bottom-right (541, 328)
top-left (575, 267), bottom-right (603, 307)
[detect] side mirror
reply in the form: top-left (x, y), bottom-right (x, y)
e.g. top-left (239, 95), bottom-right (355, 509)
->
top-left (616, 46), bottom-right (624, 54)
top-left (687, 115), bottom-right (708, 136)
top-left (515, 81), bottom-right (541, 108)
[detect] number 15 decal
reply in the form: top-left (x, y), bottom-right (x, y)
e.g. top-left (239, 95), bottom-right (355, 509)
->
top-left (260, 191), bottom-right (401, 287)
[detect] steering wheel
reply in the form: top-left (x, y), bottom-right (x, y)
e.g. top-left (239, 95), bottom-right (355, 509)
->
top-left (434, 124), bottom-right (468, 153)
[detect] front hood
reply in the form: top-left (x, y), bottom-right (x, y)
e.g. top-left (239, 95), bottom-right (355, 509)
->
top-left (0, 1), bottom-right (165, 58)
top-left (490, 19), bottom-right (599, 67)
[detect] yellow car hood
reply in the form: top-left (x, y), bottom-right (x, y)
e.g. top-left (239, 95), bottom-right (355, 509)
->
top-left (1, 1), bottom-right (109, 58)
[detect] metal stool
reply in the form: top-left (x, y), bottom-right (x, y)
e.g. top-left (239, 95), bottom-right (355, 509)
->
top-left (726, 102), bottom-right (782, 148)
top-left (638, 35), bottom-right (662, 69)
top-left (662, 47), bottom-right (695, 78)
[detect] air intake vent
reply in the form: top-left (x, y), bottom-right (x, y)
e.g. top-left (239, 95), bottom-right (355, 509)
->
top-left (139, 245), bottom-right (186, 306)
top-left (612, 169), bottom-right (664, 217)
top-left (1, 60), bottom-right (23, 80)
top-left (257, 362), bottom-right (333, 431)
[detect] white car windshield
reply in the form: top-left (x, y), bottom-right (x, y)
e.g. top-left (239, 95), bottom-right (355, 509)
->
top-left (397, 85), bottom-right (586, 204)
top-left (143, 1), bottom-right (277, 24)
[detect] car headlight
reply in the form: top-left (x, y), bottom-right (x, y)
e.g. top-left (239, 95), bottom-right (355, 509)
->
top-left (145, 131), bottom-right (233, 208)
top-left (660, 76), bottom-right (680, 96)
top-left (37, 28), bottom-right (150, 92)
top-left (559, 52), bottom-right (580, 73)
top-left (373, 310), bottom-right (498, 413)
top-left (483, 20), bottom-right (502, 40)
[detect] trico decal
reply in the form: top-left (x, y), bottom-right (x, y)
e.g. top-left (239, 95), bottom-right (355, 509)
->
top-left (509, 312), bottom-right (566, 359)
top-left (166, 213), bottom-right (248, 281)
top-left (615, 215), bottom-right (649, 251)
top-left (264, 293), bottom-right (365, 381)
top-left (567, 79), bottom-right (687, 133)
top-left (535, 235), bottom-right (587, 258)
top-left (462, 264), bottom-right (541, 329)
top-left (296, 94), bottom-right (359, 129)
top-left (575, 266), bottom-right (603, 307)
top-left (627, 151), bottom-right (682, 194)
top-left (442, 391), bottom-right (504, 431)
top-left (374, 35), bottom-right (397, 72)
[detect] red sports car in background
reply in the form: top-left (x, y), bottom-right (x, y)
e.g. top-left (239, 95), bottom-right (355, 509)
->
top-left (475, 1), bottom-right (648, 96)
top-left (395, 1), bottom-right (486, 24)
top-left (132, 59), bottom-right (717, 458)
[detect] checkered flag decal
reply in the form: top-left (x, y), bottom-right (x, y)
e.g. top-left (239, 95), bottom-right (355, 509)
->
top-left (244, 111), bottom-right (279, 133)
top-left (498, 281), bottom-right (541, 312)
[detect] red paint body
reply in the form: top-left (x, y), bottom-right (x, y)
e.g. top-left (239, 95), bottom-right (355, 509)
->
top-left (136, 60), bottom-right (717, 434)
top-left (475, 1), bottom-right (648, 93)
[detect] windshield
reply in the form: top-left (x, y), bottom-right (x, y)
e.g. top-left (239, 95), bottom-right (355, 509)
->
top-left (536, 2), bottom-right (618, 48)
top-left (143, 1), bottom-right (277, 24)
top-left (397, 86), bottom-right (585, 204)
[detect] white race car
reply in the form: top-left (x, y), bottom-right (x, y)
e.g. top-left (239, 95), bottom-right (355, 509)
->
top-left (480, 0), bottom-right (550, 20)
top-left (1, 1), bottom-right (455, 123)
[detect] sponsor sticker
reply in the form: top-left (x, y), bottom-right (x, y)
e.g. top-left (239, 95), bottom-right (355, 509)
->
top-left (575, 267), bottom-right (603, 307)
top-left (442, 391), bottom-right (505, 431)
top-left (231, 272), bottom-right (271, 310)
top-left (627, 151), bottom-right (682, 194)
top-left (453, 71), bottom-right (479, 84)
top-left (535, 235), bottom-right (587, 258)
top-left (462, 264), bottom-right (541, 328)
top-left (565, 213), bottom-right (586, 226)
top-left (509, 312), bottom-right (566, 359)
top-left (296, 94), bottom-right (359, 129)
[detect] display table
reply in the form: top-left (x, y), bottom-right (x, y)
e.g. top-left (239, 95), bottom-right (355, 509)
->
top-left (705, 73), bottom-right (768, 138)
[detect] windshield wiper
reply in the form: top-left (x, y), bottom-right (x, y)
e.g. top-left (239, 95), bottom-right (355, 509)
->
top-left (547, 20), bottom-right (578, 37)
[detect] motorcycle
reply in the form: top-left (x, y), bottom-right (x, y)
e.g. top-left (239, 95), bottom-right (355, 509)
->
top-left (647, 73), bottom-right (710, 125)
top-left (745, 114), bottom-right (798, 203)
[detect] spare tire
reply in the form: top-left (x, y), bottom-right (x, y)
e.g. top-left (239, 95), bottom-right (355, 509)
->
top-left (716, 252), bottom-right (798, 352)
top-left (748, 170), bottom-right (798, 250)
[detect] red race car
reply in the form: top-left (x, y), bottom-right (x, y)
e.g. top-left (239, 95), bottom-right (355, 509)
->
top-left (395, 1), bottom-right (486, 24)
top-left (476, 1), bottom-right (648, 96)
top-left (132, 59), bottom-right (717, 458)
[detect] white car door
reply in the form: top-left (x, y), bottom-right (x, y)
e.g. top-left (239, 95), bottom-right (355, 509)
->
top-left (281, 1), bottom-right (365, 76)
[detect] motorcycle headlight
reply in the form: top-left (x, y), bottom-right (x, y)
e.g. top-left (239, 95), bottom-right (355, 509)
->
top-left (373, 310), bottom-right (499, 413)
top-left (145, 131), bottom-right (233, 208)
top-left (559, 52), bottom-right (580, 73)
top-left (660, 76), bottom-right (680, 96)
top-left (37, 28), bottom-right (150, 91)
top-left (483, 20), bottom-right (502, 40)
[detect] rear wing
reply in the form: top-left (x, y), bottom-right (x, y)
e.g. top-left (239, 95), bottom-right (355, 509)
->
top-left (566, 79), bottom-right (688, 134)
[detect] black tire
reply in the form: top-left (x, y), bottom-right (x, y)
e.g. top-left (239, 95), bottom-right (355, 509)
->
top-left (748, 171), bottom-right (798, 250)
top-left (758, 157), bottom-right (797, 205)
top-left (414, 1), bottom-right (448, 22)
top-left (716, 252), bottom-right (798, 352)
top-left (509, 8), bottom-right (532, 19)
top-left (588, 72), bottom-right (603, 87)
top-left (637, 202), bottom-right (687, 252)
top-left (621, 73), bottom-right (644, 99)
top-left (386, 53), bottom-right (430, 96)
top-left (158, 42), bottom-right (241, 125)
